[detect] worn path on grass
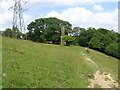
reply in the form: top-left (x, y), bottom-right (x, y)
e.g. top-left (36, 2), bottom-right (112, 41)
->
top-left (81, 48), bottom-right (118, 88)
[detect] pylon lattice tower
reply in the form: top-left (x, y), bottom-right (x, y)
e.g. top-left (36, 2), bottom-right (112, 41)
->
top-left (12, 0), bottom-right (26, 33)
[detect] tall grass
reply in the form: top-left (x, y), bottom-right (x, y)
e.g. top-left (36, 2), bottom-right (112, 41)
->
top-left (2, 37), bottom-right (119, 88)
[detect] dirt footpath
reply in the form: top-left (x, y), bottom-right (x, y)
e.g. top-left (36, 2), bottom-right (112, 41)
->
top-left (88, 70), bottom-right (118, 88)
top-left (81, 48), bottom-right (118, 88)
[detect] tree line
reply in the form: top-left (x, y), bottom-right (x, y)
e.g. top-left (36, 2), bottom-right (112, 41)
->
top-left (2, 17), bottom-right (120, 59)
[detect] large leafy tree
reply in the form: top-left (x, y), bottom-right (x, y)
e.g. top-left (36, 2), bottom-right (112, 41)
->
top-left (105, 43), bottom-right (120, 59)
top-left (27, 17), bottom-right (72, 44)
top-left (76, 27), bottom-right (97, 46)
top-left (72, 27), bottom-right (86, 37)
top-left (98, 28), bottom-right (119, 43)
top-left (88, 31), bottom-right (112, 51)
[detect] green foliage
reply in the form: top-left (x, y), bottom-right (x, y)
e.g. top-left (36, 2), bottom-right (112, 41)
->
top-left (98, 28), bottom-right (119, 43)
top-left (72, 27), bottom-right (119, 59)
top-left (62, 35), bottom-right (75, 46)
top-left (94, 84), bottom-right (101, 88)
top-left (2, 28), bottom-right (13, 38)
top-left (76, 28), bottom-right (97, 47)
top-left (27, 17), bottom-right (72, 44)
top-left (88, 32), bottom-right (112, 51)
top-left (72, 27), bottom-right (86, 37)
top-left (98, 28), bottom-right (110, 35)
top-left (105, 43), bottom-right (120, 59)
top-left (76, 36), bottom-right (88, 46)
top-left (2, 28), bottom-right (23, 39)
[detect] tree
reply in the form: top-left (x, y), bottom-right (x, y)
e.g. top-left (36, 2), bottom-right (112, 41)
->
top-left (88, 32), bottom-right (112, 52)
top-left (105, 43), bottom-right (120, 59)
top-left (98, 28), bottom-right (119, 43)
top-left (97, 28), bottom-right (109, 35)
top-left (76, 36), bottom-right (88, 46)
top-left (2, 28), bottom-right (13, 38)
top-left (2, 28), bottom-right (23, 39)
top-left (62, 35), bottom-right (75, 46)
top-left (72, 27), bottom-right (86, 37)
top-left (76, 28), bottom-right (97, 46)
top-left (27, 17), bottom-right (72, 44)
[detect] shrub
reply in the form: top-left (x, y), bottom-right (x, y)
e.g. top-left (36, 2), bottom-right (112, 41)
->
top-left (62, 35), bottom-right (75, 46)
top-left (105, 43), bottom-right (120, 59)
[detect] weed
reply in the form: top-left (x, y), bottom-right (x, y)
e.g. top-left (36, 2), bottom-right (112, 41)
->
top-left (94, 84), bottom-right (101, 88)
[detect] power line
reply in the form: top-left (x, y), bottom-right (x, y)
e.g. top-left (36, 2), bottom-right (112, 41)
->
top-left (9, 0), bottom-right (28, 33)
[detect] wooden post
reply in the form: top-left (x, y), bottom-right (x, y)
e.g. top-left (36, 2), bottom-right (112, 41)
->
top-left (61, 26), bottom-right (66, 45)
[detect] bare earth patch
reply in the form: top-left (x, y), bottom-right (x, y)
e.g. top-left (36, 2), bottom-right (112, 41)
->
top-left (85, 57), bottom-right (99, 69)
top-left (88, 70), bottom-right (118, 88)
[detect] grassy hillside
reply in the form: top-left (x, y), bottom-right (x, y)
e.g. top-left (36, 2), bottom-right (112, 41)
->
top-left (2, 37), bottom-right (119, 88)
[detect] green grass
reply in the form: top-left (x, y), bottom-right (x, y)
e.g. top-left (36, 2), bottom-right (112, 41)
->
top-left (2, 37), bottom-right (119, 88)
top-left (94, 84), bottom-right (101, 88)
top-left (0, 36), bottom-right (2, 89)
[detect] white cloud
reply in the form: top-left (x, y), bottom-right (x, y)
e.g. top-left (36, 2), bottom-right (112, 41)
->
top-left (29, 0), bottom-right (119, 2)
top-left (0, 11), bottom-right (13, 30)
top-left (0, 0), bottom-right (118, 32)
top-left (0, 0), bottom-right (32, 31)
top-left (0, 11), bottom-right (32, 31)
top-left (93, 4), bottom-right (104, 11)
top-left (45, 7), bottom-right (118, 32)
top-left (0, 0), bottom-right (14, 11)
top-left (27, 0), bottom-right (119, 7)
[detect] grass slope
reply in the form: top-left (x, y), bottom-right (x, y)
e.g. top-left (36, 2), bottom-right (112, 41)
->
top-left (2, 37), bottom-right (119, 88)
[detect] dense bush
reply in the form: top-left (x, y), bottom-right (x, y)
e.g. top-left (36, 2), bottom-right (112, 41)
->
top-left (2, 28), bottom-right (27, 40)
top-left (2, 28), bottom-right (13, 38)
top-left (75, 28), bottom-right (97, 47)
top-left (73, 27), bottom-right (119, 59)
top-left (105, 43), bottom-right (120, 59)
top-left (62, 35), bottom-right (75, 46)
top-left (2, 28), bottom-right (23, 38)
top-left (88, 32), bottom-right (112, 52)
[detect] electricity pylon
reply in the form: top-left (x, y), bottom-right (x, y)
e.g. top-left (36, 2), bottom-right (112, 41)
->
top-left (10, 0), bottom-right (27, 33)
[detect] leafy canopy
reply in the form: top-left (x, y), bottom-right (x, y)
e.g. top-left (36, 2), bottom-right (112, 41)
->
top-left (27, 17), bottom-right (72, 44)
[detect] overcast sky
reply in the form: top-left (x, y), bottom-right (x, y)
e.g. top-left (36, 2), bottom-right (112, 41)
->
top-left (0, 0), bottom-right (119, 32)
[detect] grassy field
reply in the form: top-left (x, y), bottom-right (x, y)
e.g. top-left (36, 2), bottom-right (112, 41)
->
top-left (2, 37), bottom-right (119, 88)
top-left (0, 36), bottom-right (2, 89)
